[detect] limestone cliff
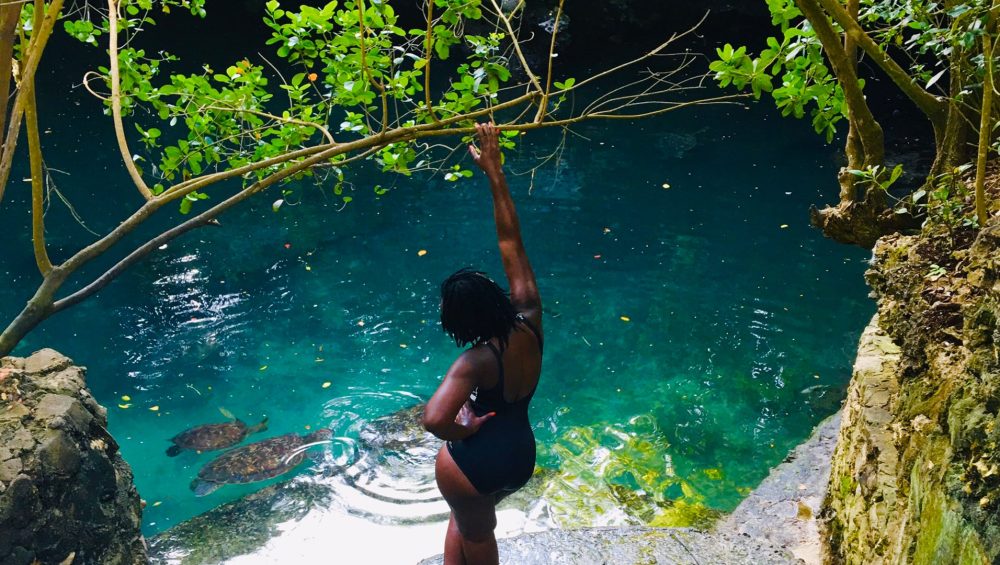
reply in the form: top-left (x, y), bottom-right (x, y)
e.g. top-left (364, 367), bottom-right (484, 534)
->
top-left (0, 349), bottom-right (146, 565)
top-left (822, 223), bottom-right (1000, 564)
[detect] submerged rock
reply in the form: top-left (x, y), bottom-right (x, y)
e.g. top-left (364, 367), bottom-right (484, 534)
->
top-left (0, 348), bottom-right (146, 565)
top-left (417, 527), bottom-right (798, 565)
top-left (721, 412), bottom-right (842, 564)
top-left (151, 400), bottom-right (821, 563)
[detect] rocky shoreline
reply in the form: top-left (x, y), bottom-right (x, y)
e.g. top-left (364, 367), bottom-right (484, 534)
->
top-left (0, 349), bottom-right (146, 565)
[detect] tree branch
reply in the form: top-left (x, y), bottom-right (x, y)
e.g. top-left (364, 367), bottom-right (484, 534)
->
top-left (569, 11), bottom-right (709, 93)
top-left (199, 104), bottom-right (335, 145)
top-left (107, 0), bottom-right (153, 200)
top-left (357, 0), bottom-right (388, 134)
top-left (423, 0), bottom-right (439, 122)
top-left (815, 0), bottom-right (947, 132)
top-left (25, 77), bottom-right (51, 274)
top-left (0, 1), bottom-right (20, 140)
top-left (0, 0), bottom-right (63, 207)
top-left (487, 0), bottom-right (543, 94)
top-left (975, 9), bottom-right (996, 226)
top-left (797, 0), bottom-right (884, 166)
top-left (534, 0), bottom-right (563, 122)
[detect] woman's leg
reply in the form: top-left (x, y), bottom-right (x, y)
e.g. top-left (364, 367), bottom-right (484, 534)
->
top-left (444, 513), bottom-right (467, 565)
top-left (436, 446), bottom-right (499, 565)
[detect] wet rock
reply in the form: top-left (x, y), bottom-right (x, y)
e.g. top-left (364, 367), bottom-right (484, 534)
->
top-left (35, 366), bottom-right (87, 396)
top-left (0, 458), bottom-right (23, 482)
top-left (0, 349), bottom-right (146, 565)
top-left (418, 527), bottom-right (800, 565)
top-left (720, 412), bottom-right (842, 564)
top-left (36, 393), bottom-right (93, 432)
top-left (38, 432), bottom-right (82, 477)
top-left (8, 428), bottom-right (35, 452)
top-left (21, 348), bottom-right (72, 375)
top-left (823, 218), bottom-right (1000, 564)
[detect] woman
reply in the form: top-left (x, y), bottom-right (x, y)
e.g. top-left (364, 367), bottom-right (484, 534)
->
top-left (423, 122), bottom-right (543, 565)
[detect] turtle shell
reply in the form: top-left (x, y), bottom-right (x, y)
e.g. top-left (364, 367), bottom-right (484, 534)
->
top-left (170, 420), bottom-right (249, 452)
top-left (196, 433), bottom-right (307, 485)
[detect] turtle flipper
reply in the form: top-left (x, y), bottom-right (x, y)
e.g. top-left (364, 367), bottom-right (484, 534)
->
top-left (190, 479), bottom-right (221, 497)
top-left (247, 416), bottom-right (269, 435)
top-left (166, 444), bottom-right (182, 457)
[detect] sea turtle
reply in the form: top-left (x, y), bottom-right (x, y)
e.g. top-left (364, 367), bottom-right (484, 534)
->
top-left (166, 409), bottom-right (268, 456)
top-left (190, 428), bottom-right (332, 496)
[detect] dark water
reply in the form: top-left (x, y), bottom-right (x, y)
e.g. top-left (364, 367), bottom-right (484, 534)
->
top-left (1, 9), bottom-right (872, 539)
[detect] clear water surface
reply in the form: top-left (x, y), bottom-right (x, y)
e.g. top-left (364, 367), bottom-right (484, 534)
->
top-left (1, 33), bottom-right (873, 540)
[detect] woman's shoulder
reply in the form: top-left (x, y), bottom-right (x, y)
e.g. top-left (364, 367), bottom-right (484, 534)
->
top-left (516, 309), bottom-right (542, 336)
top-left (458, 342), bottom-right (501, 368)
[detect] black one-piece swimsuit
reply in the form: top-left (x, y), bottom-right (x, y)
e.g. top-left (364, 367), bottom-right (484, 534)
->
top-left (447, 314), bottom-right (542, 496)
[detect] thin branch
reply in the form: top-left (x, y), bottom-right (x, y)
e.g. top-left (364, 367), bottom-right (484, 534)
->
top-left (199, 104), bottom-right (335, 145)
top-left (487, 0), bottom-right (543, 93)
top-left (975, 8), bottom-right (996, 226)
top-left (24, 4), bottom-right (50, 274)
top-left (45, 166), bottom-right (102, 236)
top-left (0, 0), bottom-right (64, 206)
top-left (358, 0), bottom-right (388, 133)
top-left (81, 70), bottom-right (110, 100)
top-left (107, 0), bottom-right (153, 199)
top-left (534, 0), bottom-right (564, 122)
top-left (423, 0), bottom-right (439, 122)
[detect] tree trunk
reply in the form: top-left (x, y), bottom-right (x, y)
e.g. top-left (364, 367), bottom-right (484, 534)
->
top-left (798, 0), bottom-right (896, 247)
top-left (929, 49), bottom-right (975, 178)
top-left (841, 0), bottom-right (864, 203)
top-left (0, 270), bottom-right (66, 357)
top-left (975, 14), bottom-right (996, 226)
top-left (797, 0), bottom-right (885, 167)
top-left (817, 0), bottom-right (948, 138)
top-left (0, 2), bottom-right (20, 142)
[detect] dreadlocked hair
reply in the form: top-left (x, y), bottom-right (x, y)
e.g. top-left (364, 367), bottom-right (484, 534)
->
top-left (440, 268), bottom-right (518, 349)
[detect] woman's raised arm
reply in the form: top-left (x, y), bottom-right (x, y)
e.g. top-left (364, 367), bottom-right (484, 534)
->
top-left (468, 123), bottom-right (541, 320)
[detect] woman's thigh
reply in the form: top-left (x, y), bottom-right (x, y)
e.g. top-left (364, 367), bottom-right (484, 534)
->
top-left (436, 445), bottom-right (497, 538)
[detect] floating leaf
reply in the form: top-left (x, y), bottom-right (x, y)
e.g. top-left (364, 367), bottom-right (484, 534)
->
top-left (704, 468), bottom-right (723, 480)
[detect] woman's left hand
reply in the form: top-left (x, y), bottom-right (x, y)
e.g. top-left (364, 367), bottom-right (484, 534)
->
top-left (455, 401), bottom-right (494, 434)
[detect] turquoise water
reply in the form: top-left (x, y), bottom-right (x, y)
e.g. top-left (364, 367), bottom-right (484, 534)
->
top-left (3, 42), bottom-right (872, 533)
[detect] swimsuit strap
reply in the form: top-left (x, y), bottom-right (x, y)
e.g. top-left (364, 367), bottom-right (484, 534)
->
top-left (484, 341), bottom-right (505, 390)
top-left (516, 313), bottom-right (543, 355)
